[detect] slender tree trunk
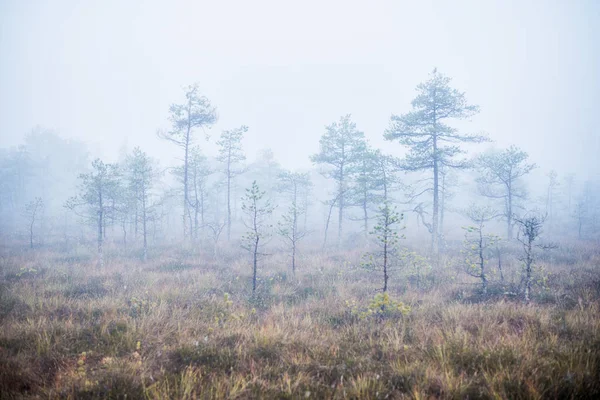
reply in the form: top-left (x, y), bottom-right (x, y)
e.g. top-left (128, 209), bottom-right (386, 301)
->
top-left (432, 135), bottom-right (439, 256)
top-left (497, 246), bottom-right (503, 281)
top-left (227, 168), bottom-right (231, 241)
top-left (252, 199), bottom-right (259, 294)
top-left (183, 112), bottom-right (191, 240)
top-left (338, 183), bottom-right (344, 246)
top-left (507, 182), bottom-right (513, 239)
top-left (134, 187), bottom-right (138, 241)
top-left (323, 198), bottom-right (336, 249)
top-left (97, 193), bottom-right (104, 268)
top-left (29, 220), bottom-right (34, 249)
top-left (338, 161), bottom-right (344, 246)
top-left (363, 193), bottom-right (368, 239)
top-left (524, 239), bottom-right (533, 302)
top-left (292, 186), bottom-right (298, 273)
top-left (383, 237), bottom-right (388, 292)
top-left (479, 228), bottom-right (487, 295)
top-left (292, 240), bottom-right (296, 274)
top-left (142, 190), bottom-right (147, 262)
top-left (440, 171), bottom-right (445, 239)
top-left (252, 237), bottom-right (259, 293)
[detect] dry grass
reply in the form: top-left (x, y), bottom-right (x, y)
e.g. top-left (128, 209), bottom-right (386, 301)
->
top-left (0, 242), bottom-right (599, 399)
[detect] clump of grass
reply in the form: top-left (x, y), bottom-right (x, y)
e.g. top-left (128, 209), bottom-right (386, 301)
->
top-left (62, 277), bottom-right (108, 299)
top-left (0, 283), bottom-right (30, 321)
top-left (169, 344), bottom-right (238, 373)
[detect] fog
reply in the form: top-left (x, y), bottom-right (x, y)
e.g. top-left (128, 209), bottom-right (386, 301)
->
top-left (1, 0), bottom-right (598, 174)
top-left (1, 0), bottom-right (600, 247)
top-left (3, 2), bottom-right (600, 397)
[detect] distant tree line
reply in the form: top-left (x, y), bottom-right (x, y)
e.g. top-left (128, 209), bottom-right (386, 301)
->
top-left (1, 70), bottom-right (599, 300)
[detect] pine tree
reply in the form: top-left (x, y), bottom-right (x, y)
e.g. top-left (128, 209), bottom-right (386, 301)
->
top-left (362, 201), bottom-right (404, 292)
top-left (161, 84), bottom-right (217, 240)
top-left (385, 69), bottom-right (486, 255)
top-left (125, 147), bottom-right (159, 261)
top-left (217, 126), bottom-right (247, 241)
top-left (311, 114), bottom-right (366, 245)
top-left (476, 145), bottom-right (536, 239)
top-left (66, 159), bottom-right (120, 267)
top-left (241, 181), bottom-right (274, 294)
top-left (461, 205), bottom-right (500, 296)
top-left (276, 171), bottom-right (311, 273)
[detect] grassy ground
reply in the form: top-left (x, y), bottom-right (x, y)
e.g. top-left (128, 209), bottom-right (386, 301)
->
top-left (0, 241), bottom-right (599, 399)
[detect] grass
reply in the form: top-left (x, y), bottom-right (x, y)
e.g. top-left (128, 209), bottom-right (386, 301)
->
top-left (0, 241), bottom-right (599, 399)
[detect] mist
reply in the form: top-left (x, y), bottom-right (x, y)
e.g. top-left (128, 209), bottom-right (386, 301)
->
top-left (1, 1), bottom-right (599, 398)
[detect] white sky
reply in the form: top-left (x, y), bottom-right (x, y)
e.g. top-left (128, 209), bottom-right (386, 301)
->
top-left (1, 0), bottom-right (598, 177)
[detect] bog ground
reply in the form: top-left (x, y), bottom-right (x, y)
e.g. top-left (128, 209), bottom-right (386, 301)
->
top-left (1, 243), bottom-right (599, 399)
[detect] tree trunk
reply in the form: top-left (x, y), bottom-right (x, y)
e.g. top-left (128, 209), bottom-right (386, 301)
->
top-left (497, 246), bottom-right (503, 281)
top-left (432, 136), bottom-right (439, 257)
top-left (323, 198), bottom-right (336, 249)
top-left (29, 221), bottom-right (34, 249)
top-left (252, 236), bottom-right (259, 293)
top-left (292, 241), bottom-right (296, 274)
top-left (183, 113), bottom-right (191, 240)
top-left (97, 203), bottom-right (104, 268)
top-left (292, 186), bottom-right (298, 273)
top-left (507, 182), bottom-right (513, 239)
top-left (479, 230), bottom-right (486, 295)
top-left (383, 239), bottom-right (388, 292)
top-left (338, 185), bottom-right (344, 246)
top-left (227, 168), bottom-right (231, 241)
top-left (142, 188), bottom-right (148, 262)
top-left (524, 240), bottom-right (533, 302)
top-left (338, 162), bottom-right (344, 246)
top-left (363, 193), bottom-right (368, 239)
top-left (440, 172), bottom-right (445, 240)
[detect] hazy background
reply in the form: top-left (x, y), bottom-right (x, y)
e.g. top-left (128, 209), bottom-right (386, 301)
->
top-left (1, 0), bottom-right (599, 176)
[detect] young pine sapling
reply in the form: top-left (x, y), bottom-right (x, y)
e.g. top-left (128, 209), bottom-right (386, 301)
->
top-left (515, 214), bottom-right (556, 302)
top-left (362, 201), bottom-right (404, 293)
top-left (24, 197), bottom-right (43, 249)
top-left (461, 205), bottom-right (501, 296)
top-left (276, 171), bottom-right (311, 274)
top-left (241, 181), bottom-right (274, 294)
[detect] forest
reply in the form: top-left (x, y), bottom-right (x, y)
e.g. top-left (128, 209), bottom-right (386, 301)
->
top-left (1, 69), bottom-right (599, 399)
